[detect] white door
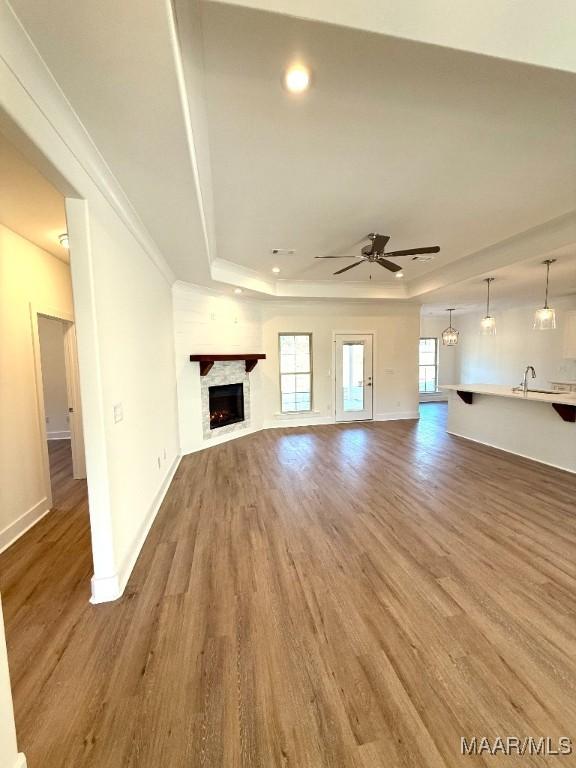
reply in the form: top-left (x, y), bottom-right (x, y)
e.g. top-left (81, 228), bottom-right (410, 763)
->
top-left (63, 323), bottom-right (86, 479)
top-left (335, 334), bottom-right (373, 422)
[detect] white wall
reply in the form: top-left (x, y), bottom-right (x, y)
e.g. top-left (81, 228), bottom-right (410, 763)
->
top-left (173, 284), bottom-right (420, 453)
top-left (173, 283), bottom-right (263, 454)
top-left (419, 314), bottom-right (458, 401)
top-left (261, 302), bottom-right (420, 426)
top-left (0, 225), bottom-right (74, 553)
top-left (0, 598), bottom-right (25, 768)
top-left (0, 0), bottom-right (180, 602)
top-left (38, 315), bottom-right (69, 438)
top-left (455, 297), bottom-right (576, 389)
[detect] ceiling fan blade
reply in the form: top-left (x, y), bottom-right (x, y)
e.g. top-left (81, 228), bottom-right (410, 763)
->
top-left (376, 258), bottom-right (403, 273)
top-left (314, 255), bottom-right (363, 259)
top-left (334, 261), bottom-right (364, 275)
top-left (372, 234), bottom-right (390, 253)
top-left (383, 246), bottom-right (440, 258)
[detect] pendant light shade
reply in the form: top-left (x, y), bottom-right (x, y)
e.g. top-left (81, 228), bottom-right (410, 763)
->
top-left (533, 259), bottom-right (556, 330)
top-left (481, 277), bottom-right (496, 335)
top-left (442, 308), bottom-right (459, 346)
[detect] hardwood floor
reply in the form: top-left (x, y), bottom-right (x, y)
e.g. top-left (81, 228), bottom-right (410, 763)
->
top-left (1, 407), bottom-right (576, 767)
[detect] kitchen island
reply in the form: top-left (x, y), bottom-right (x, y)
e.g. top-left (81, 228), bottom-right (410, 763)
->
top-left (442, 384), bottom-right (576, 473)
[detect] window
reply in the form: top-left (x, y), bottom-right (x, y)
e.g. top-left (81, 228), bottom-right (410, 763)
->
top-left (279, 333), bottom-right (312, 412)
top-left (419, 337), bottom-right (438, 393)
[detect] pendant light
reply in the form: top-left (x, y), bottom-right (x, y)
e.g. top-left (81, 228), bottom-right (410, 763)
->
top-left (442, 308), bottom-right (459, 346)
top-left (480, 277), bottom-right (496, 335)
top-left (533, 259), bottom-right (556, 330)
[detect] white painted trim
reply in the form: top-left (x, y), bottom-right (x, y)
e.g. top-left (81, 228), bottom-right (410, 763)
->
top-left (0, 1), bottom-right (174, 286)
top-left (264, 415), bottom-right (334, 429)
top-left (181, 424), bottom-right (261, 455)
top-left (375, 411), bottom-right (420, 421)
top-left (447, 430), bottom-right (576, 475)
top-left (29, 304), bottom-right (53, 512)
top-left (0, 497), bottom-right (50, 554)
top-left (90, 454), bottom-right (182, 604)
top-left (47, 430), bottom-right (71, 440)
top-left (419, 392), bottom-right (448, 403)
top-left (13, 753), bottom-right (27, 768)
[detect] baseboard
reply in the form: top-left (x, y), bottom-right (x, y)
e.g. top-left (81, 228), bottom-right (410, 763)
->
top-left (47, 430), bottom-right (71, 440)
top-left (263, 414), bottom-right (334, 429)
top-left (0, 497), bottom-right (50, 554)
top-left (13, 754), bottom-right (27, 768)
top-left (447, 430), bottom-right (576, 475)
top-left (182, 423), bottom-right (261, 455)
top-left (90, 454), bottom-right (182, 604)
top-left (375, 411), bottom-right (419, 421)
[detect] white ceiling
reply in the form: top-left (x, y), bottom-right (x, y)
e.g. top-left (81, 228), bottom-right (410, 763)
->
top-left (9, 0), bottom-right (212, 282)
top-left (200, 2), bottom-right (576, 288)
top-left (6, 0), bottom-right (576, 310)
top-left (0, 132), bottom-right (67, 260)
top-left (421, 247), bottom-right (576, 316)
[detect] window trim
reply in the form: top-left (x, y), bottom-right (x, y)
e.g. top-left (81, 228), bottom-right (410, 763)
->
top-left (419, 336), bottom-right (439, 394)
top-left (278, 332), bottom-right (313, 413)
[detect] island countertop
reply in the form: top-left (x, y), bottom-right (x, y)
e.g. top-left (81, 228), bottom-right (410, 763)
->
top-left (442, 383), bottom-right (576, 407)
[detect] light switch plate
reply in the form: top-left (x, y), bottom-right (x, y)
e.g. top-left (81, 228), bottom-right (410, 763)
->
top-left (113, 403), bottom-right (123, 423)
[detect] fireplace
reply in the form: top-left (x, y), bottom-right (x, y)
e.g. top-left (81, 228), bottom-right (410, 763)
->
top-left (209, 383), bottom-right (245, 430)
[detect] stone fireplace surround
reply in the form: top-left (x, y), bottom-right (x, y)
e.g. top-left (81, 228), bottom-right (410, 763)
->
top-left (201, 361), bottom-right (251, 440)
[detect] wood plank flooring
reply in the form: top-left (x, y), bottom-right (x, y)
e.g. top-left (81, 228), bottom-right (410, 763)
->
top-left (1, 406), bottom-right (576, 767)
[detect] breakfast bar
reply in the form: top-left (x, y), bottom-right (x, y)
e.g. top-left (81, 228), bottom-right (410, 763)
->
top-left (442, 384), bottom-right (576, 473)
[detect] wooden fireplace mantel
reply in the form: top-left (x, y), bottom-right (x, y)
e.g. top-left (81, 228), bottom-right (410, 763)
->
top-left (189, 353), bottom-right (266, 376)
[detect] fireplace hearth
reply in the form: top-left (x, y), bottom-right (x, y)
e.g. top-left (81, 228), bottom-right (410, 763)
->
top-left (209, 383), bottom-right (245, 429)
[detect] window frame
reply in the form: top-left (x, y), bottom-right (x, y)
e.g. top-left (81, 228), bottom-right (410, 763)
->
top-left (418, 337), bottom-right (439, 394)
top-left (278, 332), bottom-right (313, 413)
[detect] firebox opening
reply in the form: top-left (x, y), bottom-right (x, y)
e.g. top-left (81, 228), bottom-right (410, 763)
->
top-left (209, 383), bottom-right (245, 430)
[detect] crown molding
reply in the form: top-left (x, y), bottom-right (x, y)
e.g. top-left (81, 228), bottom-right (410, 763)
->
top-left (0, 0), bottom-right (175, 285)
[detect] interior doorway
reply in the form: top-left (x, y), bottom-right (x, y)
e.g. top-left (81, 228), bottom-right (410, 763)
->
top-left (334, 333), bottom-right (374, 422)
top-left (35, 312), bottom-right (86, 507)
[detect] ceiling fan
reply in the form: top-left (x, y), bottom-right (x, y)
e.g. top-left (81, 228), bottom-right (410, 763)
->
top-left (315, 233), bottom-right (440, 275)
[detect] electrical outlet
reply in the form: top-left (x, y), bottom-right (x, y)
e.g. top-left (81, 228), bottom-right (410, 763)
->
top-left (113, 403), bottom-right (123, 423)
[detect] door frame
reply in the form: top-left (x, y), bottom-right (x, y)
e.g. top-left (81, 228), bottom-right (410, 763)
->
top-left (332, 330), bottom-right (376, 422)
top-left (30, 303), bottom-right (87, 509)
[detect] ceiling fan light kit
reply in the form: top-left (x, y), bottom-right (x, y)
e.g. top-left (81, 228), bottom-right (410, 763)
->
top-left (315, 233), bottom-right (440, 276)
top-left (442, 308), bottom-right (459, 346)
top-left (533, 259), bottom-right (557, 330)
top-left (480, 277), bottom-right (496, 336)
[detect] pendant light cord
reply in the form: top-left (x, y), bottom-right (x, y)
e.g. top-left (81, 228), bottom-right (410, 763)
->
top-left (544, 261), bottom-right (550, 309)
top-left (486, 280), bottom-right (490, 315)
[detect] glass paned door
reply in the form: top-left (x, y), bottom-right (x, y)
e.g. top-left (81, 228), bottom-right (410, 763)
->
top-left (335, 334), bottom-right (373, 421)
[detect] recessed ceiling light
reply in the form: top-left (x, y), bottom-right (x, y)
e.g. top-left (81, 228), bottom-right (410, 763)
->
top-left (58, 233), bottom-right (69, 249)
top-left (234, 287), bottom-right (242, 294)
top-left (412, 254), bottom-right (435, 262)
top-left (395, 271), bottom-right (404, 279)
top-left (284, 64), bottom-right (310, 94)
top-left (272, 267), bottom-right (281, 274)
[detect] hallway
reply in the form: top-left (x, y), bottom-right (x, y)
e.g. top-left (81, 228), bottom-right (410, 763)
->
top-left (2, 407), bottom-right (576, 767)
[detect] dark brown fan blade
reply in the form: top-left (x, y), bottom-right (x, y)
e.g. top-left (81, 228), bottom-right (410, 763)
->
top-left (314, 255), bottom-right (363, 259)
top-left (376, 258), bottom-right (403, 273)
top-left (372, 234), bottom-right (390, 253)
top-left (383, 246), bottom-right (440, 258)
top-left (334, 261), bottom-right (364, 275)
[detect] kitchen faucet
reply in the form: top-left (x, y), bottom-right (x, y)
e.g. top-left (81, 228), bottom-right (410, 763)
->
top-left (513, 365), bottom-right (536, 394)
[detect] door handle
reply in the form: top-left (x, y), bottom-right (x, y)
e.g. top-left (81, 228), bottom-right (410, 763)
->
top-left (367, 382), bottom-right (372, 387)
top-left (69, 407), bottom-right (74, 413)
